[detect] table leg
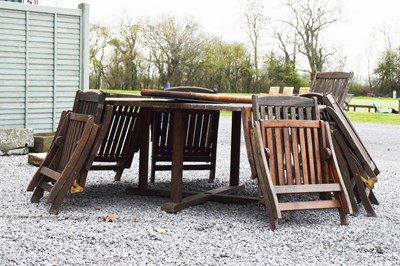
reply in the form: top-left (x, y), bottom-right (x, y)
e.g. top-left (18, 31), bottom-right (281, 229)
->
top-left (138, 108), bottom-right (150, 190)
top-left (230, 111), bottom-right (241, 186)
top-left (161, 110), bottom-right (184, 212)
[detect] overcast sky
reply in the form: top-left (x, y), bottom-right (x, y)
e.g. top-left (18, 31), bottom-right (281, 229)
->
top-left (38, 0), bottom-right (400, 81)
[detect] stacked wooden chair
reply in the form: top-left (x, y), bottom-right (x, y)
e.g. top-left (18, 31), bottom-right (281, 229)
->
top-left (68, 91), bottom-right (144, 183)
top-left (150, 86), bottom-right (220, 182)
top-left (243, 95), bottom-right (320, 180)
top-left (90, 93), bottom-right (144, 182)
top-left (298, 87), bottom-right (311, 95)
top-left (310, 71), bottom-right (354, 109)
top-left (300, 92), bottom-right (379, 216)
top-left (248, 95), bottom-right (353, 229)
top-left (27, 112), bottom-right (99, 214)
top-left (317, 94), bottom-right (379, 217)
top-left (282, 87), bottom-right (294, 96)
top-left (27, 90), bottom-right (144, 214)
top-left (268, 86), bottom-right (280, 96)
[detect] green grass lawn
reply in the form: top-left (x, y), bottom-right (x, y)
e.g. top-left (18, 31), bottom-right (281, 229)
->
top-left (104, 89), bottom-right (400, 124)
top-left (346, 97), bottom-right (400, 124)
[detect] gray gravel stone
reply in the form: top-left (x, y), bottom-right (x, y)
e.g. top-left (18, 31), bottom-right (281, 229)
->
top-left (0, 118), bottom-right (399, 265)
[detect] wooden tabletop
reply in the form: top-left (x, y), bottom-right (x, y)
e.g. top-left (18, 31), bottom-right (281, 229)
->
top-left (105, 97), bottom-right (252, 111)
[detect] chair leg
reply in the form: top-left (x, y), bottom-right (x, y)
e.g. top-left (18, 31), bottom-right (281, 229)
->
top-left (49, 193), bottom-right (64, 215)
top-left (77, 170), bottom-right (89, 188)
top-left (27, 171), bottom-right (46, 192)
top-left (332, 130), bottom-right (376, 217)
top-left (31, 186), bottom-right (45, 203)
top-left (150, 164), bottom-right (156, 183)
top-left (368, 190), bottom-right (379, 205)
top-left (114, 170), bottom-right (123, 181)
top-left (353, 173), bottom-right (377, 217)
top-left (338, 207), bottom-right (349, 225)
top-left (208, 163), bottom-right (216, 182)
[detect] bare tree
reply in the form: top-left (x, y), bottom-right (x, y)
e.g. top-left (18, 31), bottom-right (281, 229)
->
top-left (242, 0), bottom-right (268, 84)
top-left (89, 23), bottom-right (111, 90)
top-left (108, 13), bottom-right (142, 90)
top-left (284, 0), bottom-right (341, 80)
top-left (144, 16), bottom-right (207, 87)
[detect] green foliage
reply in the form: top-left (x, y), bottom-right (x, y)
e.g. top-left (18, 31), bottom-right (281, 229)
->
top-left (265, 53), bottom-right (306, 92)
top-left (374, 48), bottom-right (400, 96)
top-left (349, 82), bottom-right (362, 96)
top-left (88, 7), bottom-right (334, 93)
top-left (201, 40), bottom-right (253, 93)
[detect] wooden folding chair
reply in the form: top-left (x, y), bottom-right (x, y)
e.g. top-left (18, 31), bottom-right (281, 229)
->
top-left (268, 86), bottom-right (280, 96)
top-left (253, 119), bottom-right (353, 229)
top-left (252, 95), bottom-right (319, 121)
top-left (343, 93), bottom-right (354, 111)
top-left (320, 94), bottom-right (379, 217)
top-left (150, 87), bottom-right (220, 182)
top-left (27, 113), bottom-right (99, 214)
top-left (72, 90), bottom-right (105, 123)
top-left (90, 103), bottom-right (144, 181)
top-left (282, 87), bottom-right (294, 96)
top-left (298, 87), bottom-right (310, 95)
top-left (242, 95), bottom-right (320, 180)
top-left (71, 91), bottom-right (143, 183)
top-left (310, 71), bottom-right (354, 108)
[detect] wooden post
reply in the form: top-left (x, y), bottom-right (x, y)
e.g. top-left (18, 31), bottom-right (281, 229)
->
top-left (79, 3), bottom-right (90, 91)
top-left (230, 111), bottom-right (241, 186)
top-left (170, 111), bottom-right (184, 203)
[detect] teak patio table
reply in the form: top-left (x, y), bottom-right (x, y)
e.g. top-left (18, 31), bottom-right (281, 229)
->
top-left (105, 97), bottom-right (253, 212)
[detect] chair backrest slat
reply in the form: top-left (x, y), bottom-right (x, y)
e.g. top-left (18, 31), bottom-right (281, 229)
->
top-left (260, 120), bottom-right (327, 186)
top-left (310, 71), bottom-right (353, 107)
top-left (252, 95), bottom-right (319, 122)
top-left (97, 105), bottom-right (141, 160)
top-left (72, 90), bottom-right (105, 123)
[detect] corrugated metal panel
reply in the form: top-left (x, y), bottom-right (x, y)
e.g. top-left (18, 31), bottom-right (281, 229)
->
top-left (0, 2), bottom-right (89, 132)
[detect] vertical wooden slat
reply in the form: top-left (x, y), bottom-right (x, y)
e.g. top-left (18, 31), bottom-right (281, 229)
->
top-left (314, 126), bottom-right (323, 184)
top-left (114, 106), bottom-right (132, 156)
top-left (292, 127), bottom-right (301, 185)
top-left (275, 107), bottom-right (281, 119)
top-left (306, 127), bottom-right (315, 184)
top-left (265, 127), bottom-right (277, 184)
top-left (282, 107), bottom-right (289, 119)
top-left (275, 127), bottom-right (285, 185)
top-left (259, 104), bottom-right (265, 120)
top-left (193, 113), bottom-right (202, 149)
top-left (200, 114), bottom-right (210, 151)
top-left (267, 106), bottom-right (273, 120)
top-left (299, 127), bottom-right (308, 184)
top-left (321, 121), bottom-right (329, 184)
top-left (159, 111), bottom-right (170, 154)
top-left (186, 113), bottom-right (195, 150)
top-left (97, 105), bottom-right (116, 157)
top-left (283, 127), bottom-right (293, 185)
top-left (109, 106), bottom-right (128, 156)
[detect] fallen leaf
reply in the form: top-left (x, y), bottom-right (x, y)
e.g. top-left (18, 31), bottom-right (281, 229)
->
top-left (103, 213), bottom-right (118, 222)
top-left (376, 246), bottom-right (384, 254)
top-left (154, 227), bottom-right (167, 234)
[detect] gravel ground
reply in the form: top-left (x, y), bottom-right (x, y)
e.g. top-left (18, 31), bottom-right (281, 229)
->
top-left (1, 117), bottom-right (400, 265)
